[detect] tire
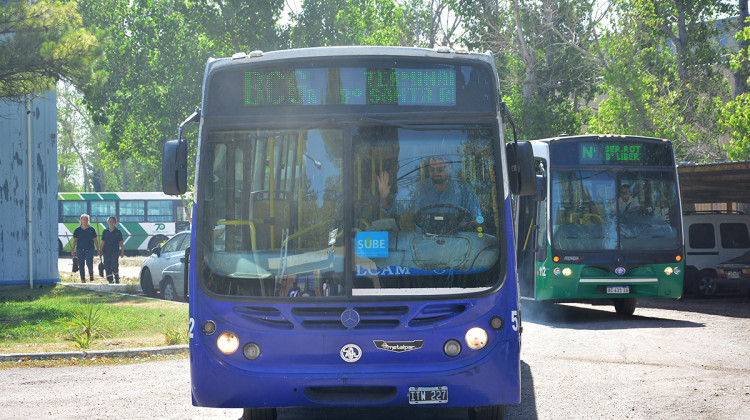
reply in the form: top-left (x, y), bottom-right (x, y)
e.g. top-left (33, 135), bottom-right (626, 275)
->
top-left (242, 408), bottom-right (277, 420)
top-left (613, 298), bottom-right (637, 316)
top-left (58, 240), bottom-right (64, 256)
top-left (696, 269), bottom-right (718, 297)
top-left (469, 405), bottom-right (505, 420)
top-left (161, 278), bottom-right (177, 301)
top-left (140, 268), bottom-right (157, 297)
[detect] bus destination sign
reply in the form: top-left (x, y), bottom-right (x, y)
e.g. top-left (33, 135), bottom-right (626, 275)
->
top-left (243, 68), bottom-right (456, 107)
top-left (581, 143), bottom-right (642, 163)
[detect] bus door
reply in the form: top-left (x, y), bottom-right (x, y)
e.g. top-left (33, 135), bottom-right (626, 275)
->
top-left (516, 160), bottom-right (547, 299)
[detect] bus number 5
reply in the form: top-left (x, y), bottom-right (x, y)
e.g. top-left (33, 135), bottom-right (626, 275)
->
top-left (511, 311), bottom-right (519, 332)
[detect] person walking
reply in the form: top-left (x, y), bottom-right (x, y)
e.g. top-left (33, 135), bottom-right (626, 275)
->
top-left (71, 214), bottom-right (100, 283)
top-left (100, 216), bottom-right (125, 284)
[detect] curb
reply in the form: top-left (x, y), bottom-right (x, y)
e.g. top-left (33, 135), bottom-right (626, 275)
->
top-left (0, 345), bottom-right (189, 362)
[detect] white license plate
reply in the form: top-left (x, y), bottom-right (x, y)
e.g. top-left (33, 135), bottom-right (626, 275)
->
top-left (408, 386), bottom-right (448, 404)
top-left (726, 270), bottom-right (742, 279)
top-left (606, 286), bottom-right (630, 294)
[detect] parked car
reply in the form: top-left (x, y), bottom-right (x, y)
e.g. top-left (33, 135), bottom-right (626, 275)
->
top-left (140, 230), bottom-right (190, 298)
top-left (160, 261), bottom-right (187, 302)
top-left (683, 212), bottom-right (750, 297)
top-left (710, 251), bottom-right (750, 298)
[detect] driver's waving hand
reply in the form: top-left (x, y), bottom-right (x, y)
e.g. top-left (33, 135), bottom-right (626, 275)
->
top-left (377, 156), bottom-right (481, 221)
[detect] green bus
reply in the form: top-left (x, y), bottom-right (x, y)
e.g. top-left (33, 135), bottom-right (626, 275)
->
top-left (58, 192), bottom-right (190, 255)
top-left (515, 135), bottom-right (684, 315)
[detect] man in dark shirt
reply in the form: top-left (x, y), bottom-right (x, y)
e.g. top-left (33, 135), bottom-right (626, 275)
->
top-left (100, 216), bottom-right (125, 284)
top-left (71, 214), bottom-right (100, 283)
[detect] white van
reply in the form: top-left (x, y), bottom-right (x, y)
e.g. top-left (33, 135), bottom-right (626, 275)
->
top-left (683, 212), bottom-right (750, 296)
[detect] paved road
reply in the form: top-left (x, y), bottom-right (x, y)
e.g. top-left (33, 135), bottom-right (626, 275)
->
top-left (2, 296), bottom-right (749, 419)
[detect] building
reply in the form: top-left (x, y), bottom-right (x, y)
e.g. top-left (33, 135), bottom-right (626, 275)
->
top-left (0, 92), bottom-right (59, 286)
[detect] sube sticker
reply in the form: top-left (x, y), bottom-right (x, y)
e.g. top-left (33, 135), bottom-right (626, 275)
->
top-left (355, 231), bottom-right (389, 258)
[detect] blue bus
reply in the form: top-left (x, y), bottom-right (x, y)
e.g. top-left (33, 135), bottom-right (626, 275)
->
top-left (163, 46), bottom-right (536, 420)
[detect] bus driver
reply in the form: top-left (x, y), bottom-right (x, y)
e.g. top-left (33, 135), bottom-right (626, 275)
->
top-left (377, 156), bottom-right (481, 221)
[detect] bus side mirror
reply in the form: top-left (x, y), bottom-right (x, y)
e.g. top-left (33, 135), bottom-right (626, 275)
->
top-left (163, 139), bottom-right (188, 195)
top-left (533, 174), bottom-right (546, 202)
top-left (506, 141), bottom-right (536, 196)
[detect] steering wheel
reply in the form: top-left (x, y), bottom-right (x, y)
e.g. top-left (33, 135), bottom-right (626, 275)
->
top-left (414, 204), bottom-right (474, 235)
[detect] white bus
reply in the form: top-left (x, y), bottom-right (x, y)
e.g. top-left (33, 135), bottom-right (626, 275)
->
top-left (58, 192), bottom-right (190, 255)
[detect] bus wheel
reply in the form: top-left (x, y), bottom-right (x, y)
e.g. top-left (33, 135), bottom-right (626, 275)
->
top-left (242, 408), bottom-right (277, 420)
top-left (58, 240), bottom-right (64, 256)
top-left (140, 268), bottom-right (157, 297)
top-left (613, 298), bottom-right (637, 316)
top-left (469, 405), bottom-right (505, 420)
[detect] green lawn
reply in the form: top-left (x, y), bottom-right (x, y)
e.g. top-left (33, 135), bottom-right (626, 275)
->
top-left (0, 284), bottom-right (188, 354)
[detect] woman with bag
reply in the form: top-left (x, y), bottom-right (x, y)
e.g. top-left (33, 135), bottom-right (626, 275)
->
top-left (71, 214), bottom-right (100, 283)
top-left (99, 216), bottom-right (125, 284)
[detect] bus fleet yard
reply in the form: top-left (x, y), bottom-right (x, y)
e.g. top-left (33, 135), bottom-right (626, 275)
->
top-left (2, 295), bottom-right (748, 419)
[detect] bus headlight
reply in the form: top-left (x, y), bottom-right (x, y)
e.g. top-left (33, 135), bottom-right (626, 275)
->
top-left (443, 339), bottom-right (461, 357)
top-left (562, 267), bottom-right (572, 277)
top-left (465, 327), bottom-right (488, 350)
top-left (217, 331), bottom-right (239, 354)
top-left (243, 342), bottom-right (261, 360)
top-left (664, 267), bottom-right (674, 276)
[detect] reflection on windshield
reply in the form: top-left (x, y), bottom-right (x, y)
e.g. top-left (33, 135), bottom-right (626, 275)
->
top-left (198, 127), bottom-right (503, 298)
top-left (551, 169), bottom-right (681, 251)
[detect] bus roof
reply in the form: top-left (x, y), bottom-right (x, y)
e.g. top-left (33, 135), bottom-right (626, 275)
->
top-left (528, 134), bottom-right (671, 144)
top-left (58, 192), bottom-right (189, 201)
top-left (205, 46), bottom-right (496, 72)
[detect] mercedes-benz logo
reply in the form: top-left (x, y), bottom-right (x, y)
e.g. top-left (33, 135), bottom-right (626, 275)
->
top-left (340, 344), bottom-right (362, 362)
top-left (340, 308), bottom-right (360, 328)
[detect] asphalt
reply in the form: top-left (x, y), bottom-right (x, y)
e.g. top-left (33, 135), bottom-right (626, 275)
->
top-left (0, 282), bottom-right (189, 362)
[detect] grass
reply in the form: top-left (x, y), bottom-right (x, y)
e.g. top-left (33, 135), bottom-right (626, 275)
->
top-left (0, 283), bottom-right (188, 354)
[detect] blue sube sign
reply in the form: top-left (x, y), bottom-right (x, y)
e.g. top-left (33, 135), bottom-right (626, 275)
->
top-left (355, 231), bottom-right (389, 258)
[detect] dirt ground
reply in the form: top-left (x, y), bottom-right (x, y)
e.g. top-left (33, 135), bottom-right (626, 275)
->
top-left (1, 294), bottom-right (748, 419)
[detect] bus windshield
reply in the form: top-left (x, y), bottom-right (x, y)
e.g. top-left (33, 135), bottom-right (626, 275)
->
top-left (551, 168), bottom-right (681, 251)
top-left (198, 125), bottom-right (503, 298)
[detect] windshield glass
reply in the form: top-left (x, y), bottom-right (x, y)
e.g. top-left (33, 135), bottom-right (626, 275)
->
top-left (550, 169), bottom-right (681, 251)
top-left (198, 126), bottom-right (503, 298)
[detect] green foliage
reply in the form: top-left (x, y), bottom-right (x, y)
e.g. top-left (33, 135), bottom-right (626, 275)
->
top-left (76, 0), bottom-right (286, 190)
top-left (0, 285), bottom-right (188, 353)
top-left (162, 325), bottom-right (189, 346)
top-left (0, 1), bottom-right (99, 99)
top-left (455, 0), bottom-right (598, 139)
top-left (55, 297), bottom-right (112, 349)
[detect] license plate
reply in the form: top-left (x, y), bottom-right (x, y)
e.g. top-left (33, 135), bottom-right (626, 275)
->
top-left (408, 386), bottom-right (448, 404)
top-left (726, 270), bottom-right (742, 279)
top-left (606, 286), bottom-right (630, 294)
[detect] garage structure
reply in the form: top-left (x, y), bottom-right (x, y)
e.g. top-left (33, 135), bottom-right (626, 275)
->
top-left (678, 161), bottom-right (750, 212)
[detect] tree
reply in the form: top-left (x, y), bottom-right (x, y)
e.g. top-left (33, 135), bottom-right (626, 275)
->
top-left (0, 1), bottom-right (99, 99)
top-left (77, 0), bottom-right (286, 191)
top-left (455, 0), bottom-right (600, 139)
top-left (587, 0), bottom-right (731, 162)
top-left (722, 6), bottom-right (750, 161)
top-left (289, 0), bottom-right (463, 48)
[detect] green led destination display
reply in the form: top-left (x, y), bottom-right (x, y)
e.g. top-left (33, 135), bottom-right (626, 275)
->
top-left (582, 143), bottom-right (642, 162)
top-left (243, 68), bottom-right (456, 107)
top-left (550, 139), bottom-right (674, 167)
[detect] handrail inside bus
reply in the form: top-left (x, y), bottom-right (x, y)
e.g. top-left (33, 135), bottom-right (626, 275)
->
top-left (217, 220), bottom-right (257, 251)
